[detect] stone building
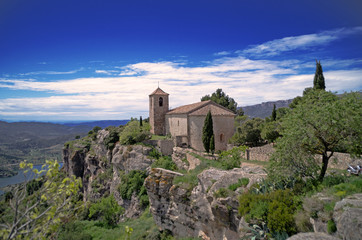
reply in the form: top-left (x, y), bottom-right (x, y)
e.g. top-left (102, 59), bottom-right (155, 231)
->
top-left (149, 87), bottom-right (235, 151)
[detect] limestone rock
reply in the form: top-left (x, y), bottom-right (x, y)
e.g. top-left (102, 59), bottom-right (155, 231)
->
top-left (145, 166), bottom-right (266, 240)
top-left (287, 232), bottom-right (339, 240)
top-left (333, 193), bottom-right (362, 240)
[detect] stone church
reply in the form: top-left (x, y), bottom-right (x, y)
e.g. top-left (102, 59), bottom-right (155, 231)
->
top-left (149, 87), bottom-right (235, 151)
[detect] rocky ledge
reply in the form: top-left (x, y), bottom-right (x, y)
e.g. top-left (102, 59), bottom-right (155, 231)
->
top-left (145, 166), bottom-right (266, 240)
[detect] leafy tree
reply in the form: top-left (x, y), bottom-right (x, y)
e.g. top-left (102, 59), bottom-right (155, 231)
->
top-left (313, 60), bottom-right (326, 90)
top-left (230, 118), bottom-right (264, 146)
top-left (201, 88), bottom-right (243, 116)
top-left (0, 160), bottom-right (82, 239)
top-left (269, 90), bottom-right (361, 182)
top-left (202, 111), bottom-right (214, 153)
top-left (271, 104), bottom-right (276, 121)
top-left (261, 121), bottom-right (280, 144)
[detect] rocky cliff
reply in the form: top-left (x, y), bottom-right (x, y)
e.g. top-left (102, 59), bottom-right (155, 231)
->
top-left (63, 128), bottom-right (154, 217)
top-left (145, 166), bottom-right (267, 240)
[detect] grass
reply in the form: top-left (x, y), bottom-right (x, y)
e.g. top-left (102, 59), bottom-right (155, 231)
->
top-left (150, 135), bottom-right (169, 140)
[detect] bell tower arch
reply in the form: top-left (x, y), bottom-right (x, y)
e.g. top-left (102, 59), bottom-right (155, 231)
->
top-left (149, 87), bottom-right (169, 135)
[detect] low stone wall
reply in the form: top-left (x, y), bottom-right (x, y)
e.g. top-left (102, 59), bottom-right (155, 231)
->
top-left (144, 139), bottom-right (174, 156)
top-left (241, 144), bottom-right (360, 170)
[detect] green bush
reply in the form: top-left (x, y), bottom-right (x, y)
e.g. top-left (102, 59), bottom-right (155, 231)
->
top-left (58, 221), bottom-right (93, 240)
top-left (218, 146), bottom-right (247, 170)
top-left (327, 219), bottom-right (337, 233)
top-left (104, 126), bottom-right (122, 150)
top-left (119, 121), bottom-right (151, 145)
top-left (151, 156), bottom-right (177, 171)
top-left (118, 170), bottom-right (149, 208)
top-left (238, 189), bottom-right (297, 235)
top-left (88, 195), bottom-right (124, 227)
top-left (213, 188), bottom-right (230, 198)
top-left (26, 179), bottom-right (43, 195)
top-left (149, 148), bottom-right (161, 159)
top-left (228, 178), bottom-right (249, 191)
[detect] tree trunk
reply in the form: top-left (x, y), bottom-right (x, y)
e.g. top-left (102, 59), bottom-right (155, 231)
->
top-left (318, 153), bottom-right (329, 182)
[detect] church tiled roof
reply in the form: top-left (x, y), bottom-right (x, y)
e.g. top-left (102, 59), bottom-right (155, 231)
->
top-left (166, 100), bottom-right (235, 116)
top-left (149, 87), bottom-right (169, 96)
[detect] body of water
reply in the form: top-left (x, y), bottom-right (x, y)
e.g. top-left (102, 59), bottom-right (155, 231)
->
top-left (0, 163), bottom-right (64, 195)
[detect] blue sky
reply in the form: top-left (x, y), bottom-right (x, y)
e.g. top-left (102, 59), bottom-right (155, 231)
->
top-left (0, 0), bottom-right (361, 121)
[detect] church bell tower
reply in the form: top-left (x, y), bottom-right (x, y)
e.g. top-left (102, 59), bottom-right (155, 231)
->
top-left (149, 87), bottom-right (169, 135)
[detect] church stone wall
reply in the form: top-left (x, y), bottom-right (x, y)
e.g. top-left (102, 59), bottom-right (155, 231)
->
top-left (165, 114), bottom-right (188, 137)
top-left (149, 95), bottom-right (169, 135)
top-left (189, 115), bottom-right (235, 151)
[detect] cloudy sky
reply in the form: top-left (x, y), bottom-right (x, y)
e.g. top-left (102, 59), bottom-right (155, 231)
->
top-left (0, 0), bottom-right (361, 122)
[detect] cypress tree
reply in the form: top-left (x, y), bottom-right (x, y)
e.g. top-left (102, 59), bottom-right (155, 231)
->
top-left (271, 104), bottom-right (276, 121)
top-left (140, 116), bottom-right (143, 127)
top-left (313, 60), bottom-right (326, 90)
top-left (202, 111), bottom-right (214, 153)
top-left (210, 135), bottom-right (215, 155)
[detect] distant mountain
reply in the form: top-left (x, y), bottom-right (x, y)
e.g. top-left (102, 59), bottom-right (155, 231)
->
top-left (241, 99), bottom-right (293, 119)
top-left (0, 121), bottom-right (91, 176)
top-left (62, 120), bottom-right (129, 129)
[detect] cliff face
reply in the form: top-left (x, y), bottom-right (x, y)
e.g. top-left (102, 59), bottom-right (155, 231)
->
top-left (63, 129), bottom-right (154, 217)
top-left (145, 166), bottom-right (267, 240)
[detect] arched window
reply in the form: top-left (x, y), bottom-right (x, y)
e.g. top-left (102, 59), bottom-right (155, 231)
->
top-left (159, 97), bottom-right (163, 107)
top-left (220, 133), bottom-right (224, 142)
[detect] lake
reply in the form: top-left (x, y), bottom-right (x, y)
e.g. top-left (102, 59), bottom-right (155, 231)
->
top-left (0, 163), bottom-right (64, 195)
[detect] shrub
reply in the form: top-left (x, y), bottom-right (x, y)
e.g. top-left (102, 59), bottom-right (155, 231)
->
top-left (58, 221), bottom-right (93, 240)
top-left (213, 188), bottom-right (230, 198)
top-left (88, 195), bottom-right (124, 227)
top-left (149, 148), bottom-right (161, 159)
top-left (228, 178), bottom-right (249, 191)
top-left (218, 146), bottom-right (247, 170)
top-left (104, 126), bottom-right (121, 150)
top-left (118, 170), bottom-right (149, 207)
top-left (327, 219), bottom-right (337, 233)
top-left (151, 156), bottom-right (177, 171)
top-left (119, 121), bottom-right (151, 145)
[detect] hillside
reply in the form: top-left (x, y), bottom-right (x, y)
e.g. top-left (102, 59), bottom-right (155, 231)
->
top-left (241, 99), bottom-right (293, 118)
top-left (0, 121), bottom-right (91, 176)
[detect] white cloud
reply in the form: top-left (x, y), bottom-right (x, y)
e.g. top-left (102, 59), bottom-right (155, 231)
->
top-left (19, 68), bottom-right (84, 76)
top-left (241, 27), bottom-right (362, 57)
top-left (214, 51), bottom-right (231, 56)
top-left (1, 28), bottom-right (361, 121)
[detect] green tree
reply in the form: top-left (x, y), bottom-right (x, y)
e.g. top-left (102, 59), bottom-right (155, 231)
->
top-left (201, 88), bottom-right (243, 116)
top-left (202, 111), bottom-right (214, 153)
top-left (139, 116), bottom-right (143, 127)
top-left (230, 118), bottom-right (264, 146)
top-left (0, 160), bottom-right (82, 239)
top-left (313, 60), bottom-right (326, 90)
top-left (269, 90), bottom-right (361, 182)
top-left (261, 121), bottom-right (280, 144)
top-left (210, 135), bottom-right (215, 155)
top-left (271, 104), bottom-right (276, 121)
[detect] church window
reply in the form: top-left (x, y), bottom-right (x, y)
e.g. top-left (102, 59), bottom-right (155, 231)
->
top-left (159, 97), bottom-right (163, 107)
top-left (220, 133), bottom-right (224, 142)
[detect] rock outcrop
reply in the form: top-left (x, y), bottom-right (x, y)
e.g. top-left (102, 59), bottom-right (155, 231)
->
top-left (145, 166), bottom-right (266, 240)
top-left (333, 193), bottom-right (362, 240)
top-left (63, 129), bottom-right (154, 217)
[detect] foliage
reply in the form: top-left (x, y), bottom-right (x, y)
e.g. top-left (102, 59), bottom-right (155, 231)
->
top-left (58, 220), bottom-right (93, 240)
top-left (230, 118), bottom-right (264, 146)
top-left (313, 60), bottom-right (326, 90)
top-left (238, 189), bottom-right (298, 236)
top-left (26, 178), bottom-right (44, 195)
top-left (0, 160), bottom-right (82, 239)
top-left (118, 170), bottom-right (149, 207)
top-left (119, 120), bottom-right (151, 145)
top-left (327, 219), bottom-right (337, 234)
top-left (201, 88), bottom-right (243, 115)
top-left (213, 188), bottom-right (231, 198)
top-left (218, 146), bottom-right (248, 170)
top-left (88, 195), bottom-right (124, 227)
top-left (202, 111), bottom-right (214, 153)
top-left (104, 126), bottom-right (122, 150)
top-left (261, 121), bottom-right (280, 143)
top-left (151, 155), bottom-right (177, 171)
top-left (269, 90), bottom-right (361, 182)
top-left (228, 178), bottom-right (249, 191)
top-left (209, 135), bottom-right (215, 154)
top-left (271, 104), bottom-right (276, 121)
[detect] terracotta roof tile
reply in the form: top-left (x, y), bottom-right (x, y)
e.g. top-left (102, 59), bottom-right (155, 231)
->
top-left (166, 100), bottom-right (235, 116)
top-left (149, 87), bottom-right (169, 96)
top-left (189, 103), bottom-right (236, 116)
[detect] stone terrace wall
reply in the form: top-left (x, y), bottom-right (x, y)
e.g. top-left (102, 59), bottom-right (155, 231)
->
top-left (144, 139), bottom-right (174, 156)
top-left (241, 144), bottom-right (360, 170)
